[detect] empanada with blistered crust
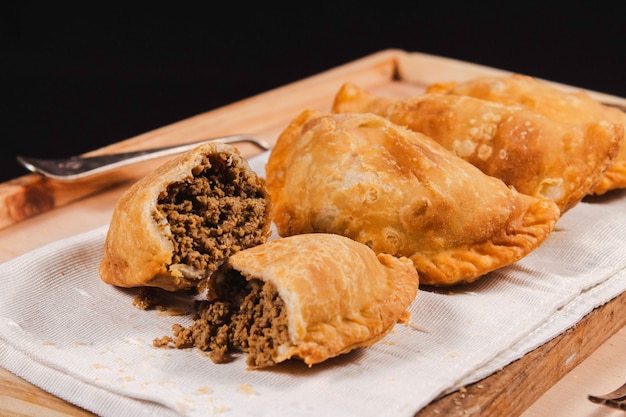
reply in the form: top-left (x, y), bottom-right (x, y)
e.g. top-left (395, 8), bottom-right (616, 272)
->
top-left (265, 110), bottom-right (560, 286)
top-left (426, 74), bottom-right (626, 195)
top-left (99, 142), bottom-right (273, 291)
top-left (332, 83), bottom-right (624, 213)
top-left (157, 233), bottom-right (418, 368)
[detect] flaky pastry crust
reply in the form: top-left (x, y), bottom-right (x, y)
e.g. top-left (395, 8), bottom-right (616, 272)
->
top-left (266, 111), bottom-right (560, 286)
top-left (426, 74), bottom-right (626, 195)
top-left (99, 142), bottom-right (272, 291)
top-left (332, 83), bottom-right (624, 213)
top-left (221, 233), bottom-right (419, 367)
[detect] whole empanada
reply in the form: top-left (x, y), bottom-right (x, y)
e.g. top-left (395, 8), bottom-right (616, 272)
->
top-left (99, 142), bottom-right (273, 291)
top-left (426, 74), bottom-right (626, 195)
top-left (157, 233), bottom-right (419, 368)
top-left (266, 110), bottom-right (560, 286)
top-left (332, 83), bottom-right (624, 213)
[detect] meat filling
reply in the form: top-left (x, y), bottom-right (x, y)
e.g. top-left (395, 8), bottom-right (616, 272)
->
top-left (156, 152), bottom-right (269, 274)
top-left (155, 271), bottom-right (290, 368)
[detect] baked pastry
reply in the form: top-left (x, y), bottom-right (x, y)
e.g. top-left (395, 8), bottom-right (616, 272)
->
top-left (265, 110), bottom-right (560, 286)
top-left (99, 142), bottom-right (273, 291)
top-left (426, 74), bottom-right (626, 195)
top-left (332, 83), bottom-right (624, 213)
top-left (156, 233), bottom-right (419, 368)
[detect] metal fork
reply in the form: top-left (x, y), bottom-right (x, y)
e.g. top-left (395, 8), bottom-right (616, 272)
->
top-left (588, 382), bottom-right (626, 411)
top-left (17, 134), bottom-right (271, 181)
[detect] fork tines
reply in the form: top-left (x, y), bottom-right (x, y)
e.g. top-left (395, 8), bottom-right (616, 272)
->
top-left (588, 382), bottom-right (626, 411)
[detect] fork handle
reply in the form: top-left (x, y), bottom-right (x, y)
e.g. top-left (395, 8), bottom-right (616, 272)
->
top-left (3, 135), bottom-right (271, 230)
top-left (75, 135), bottom-right (270, 171)
top-left (18, 135), bottom-right (271, 181)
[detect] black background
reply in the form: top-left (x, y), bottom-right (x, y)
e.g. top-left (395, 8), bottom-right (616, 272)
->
top-left (3, 4), bottom-right (625, 182)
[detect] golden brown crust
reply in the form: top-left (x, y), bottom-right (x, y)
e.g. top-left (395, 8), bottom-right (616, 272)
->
top-left (425, 74), bottom-right (626, 195)
top-left (332, 83), bottom-right (624, 213)
top-left (266, 111), bottom-right (560, 286)
top-left (224, 233), bottom-right (419, 366)
top-left (99, 142), bottom-right (272, 291)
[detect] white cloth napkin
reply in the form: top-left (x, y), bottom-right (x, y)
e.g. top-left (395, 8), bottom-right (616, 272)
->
top-left (1, 151), bottom-right (626, 417)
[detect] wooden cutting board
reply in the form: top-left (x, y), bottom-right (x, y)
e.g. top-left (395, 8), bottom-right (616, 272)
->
top-left (1, 49), bottom-right (625, 416)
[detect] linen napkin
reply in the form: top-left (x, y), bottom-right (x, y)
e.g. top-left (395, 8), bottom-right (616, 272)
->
top-left (1, 150), bottom-right (625, 417)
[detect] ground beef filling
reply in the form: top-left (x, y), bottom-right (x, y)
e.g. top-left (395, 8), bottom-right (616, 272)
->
top-left (155, 272), bottom-right (290, 368)
top-left (156, 153), bottom-right (269, 274)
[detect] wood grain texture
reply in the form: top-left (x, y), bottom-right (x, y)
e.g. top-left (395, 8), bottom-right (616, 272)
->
top-left (0, 367), bottom-right (96, 417)
top-left (1, 49), bottom-right (625, 417)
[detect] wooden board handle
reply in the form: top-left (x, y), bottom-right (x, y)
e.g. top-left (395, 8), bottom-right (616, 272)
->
top-left (0, 49), bottom-right (401, 230)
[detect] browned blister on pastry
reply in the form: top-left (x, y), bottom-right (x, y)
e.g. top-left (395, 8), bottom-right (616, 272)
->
top-left (332, 83), bottom-right (623, 213)
top-left (158, 233), bottom-right (418, 368)
top-left (99, 142), bottom-right (273, 291)
top-left (426, 74), bottom-right (626, 195)
top-left (266, 110), bottom-right (560, 286)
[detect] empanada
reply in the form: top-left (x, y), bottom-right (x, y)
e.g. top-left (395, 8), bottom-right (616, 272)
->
top-left (156, 233), bottom-right (418, 368)
top-left (266, 110), bottom-right (560, 286)
top-left (99, 142), bottom-right (273, 291)
top-left (332, 83), bottom-right (623, 213)
top-left (426, 74), bottom-right (626, 195)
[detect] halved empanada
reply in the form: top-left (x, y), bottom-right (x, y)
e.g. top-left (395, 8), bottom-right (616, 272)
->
top-left (426, 74), bottom-right (626, 195)
top-left (332, 83), bottom-right (624, 213)
top-left (99, 142), bottom-right (273, 291)
top-left (266, 110), bottom-right (560, 286)
top-left (156, 233), bottom-right (418, 368)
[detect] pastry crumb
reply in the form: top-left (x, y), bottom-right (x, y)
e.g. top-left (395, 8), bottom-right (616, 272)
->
top-left (239, 383), bottom-right (256, 396)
